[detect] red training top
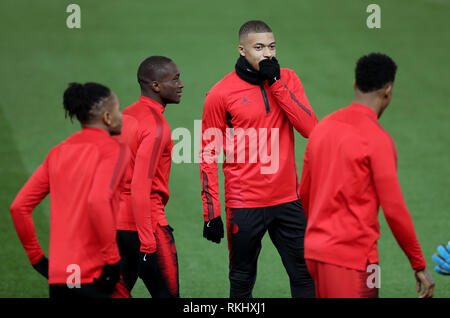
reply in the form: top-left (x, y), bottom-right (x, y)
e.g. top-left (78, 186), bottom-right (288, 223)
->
top-left (10, 127), bottom-right (129, 284)
top-left (200, 68), bottom-right (318, 221)
top-left (300, 103), bottom-right (426, 271)
top-left (117, 96), bottom-right (173, 253)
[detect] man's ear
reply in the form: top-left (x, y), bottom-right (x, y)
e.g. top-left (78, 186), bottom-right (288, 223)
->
top-left (238, 45), bottom-right (245, 57)
top-left (384, 83), bottom-right (393, 98)
top-left (353, 81), bottom-right (357, 90)
top-left (151, 81), bottom-right (160, 93)
top-left (102, 111), bottom-right (112, 126)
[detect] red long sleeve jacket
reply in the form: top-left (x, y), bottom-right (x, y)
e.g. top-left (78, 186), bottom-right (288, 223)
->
top-left (300, 103), bottom-right (426, 271)
top-left (10, 127), bottom-right (129, 284)
top-left (200, 68), bottom-right (318, 221)
top-left (117, 96), bottom-right (172, 253)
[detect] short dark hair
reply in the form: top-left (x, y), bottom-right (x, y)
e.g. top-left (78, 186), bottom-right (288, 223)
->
top-left (239, 20), bottom-right (272, 42)
top-left (355, 53), bottom-right (397, 93)
top-left (137, 56), bottom-right (173, 87)
top-left (63, 82), bottom-right (111, 123)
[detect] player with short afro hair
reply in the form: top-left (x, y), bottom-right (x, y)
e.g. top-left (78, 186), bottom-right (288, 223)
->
top-left (300, 53), bottom-right (435, 298)
top-left (355, 53), bottom-right (397, 93)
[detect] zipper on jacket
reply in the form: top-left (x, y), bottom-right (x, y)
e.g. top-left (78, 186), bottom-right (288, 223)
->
top-left (259, 84), bottom-right (270, 114)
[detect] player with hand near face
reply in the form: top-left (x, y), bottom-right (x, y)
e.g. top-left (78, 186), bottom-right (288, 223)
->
top-left (200, 20), bottom-right (318, 298)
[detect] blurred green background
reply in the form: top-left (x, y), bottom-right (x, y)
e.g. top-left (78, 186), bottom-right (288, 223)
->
top-left (0, 0), bottom-right (448, 298)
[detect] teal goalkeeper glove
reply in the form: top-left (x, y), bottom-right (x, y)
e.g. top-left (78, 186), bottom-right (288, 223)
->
top-left (432, 242), bottom-right (450, 275)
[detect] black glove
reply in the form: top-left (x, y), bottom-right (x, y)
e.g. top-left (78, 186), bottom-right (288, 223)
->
top-left (33, 256), bottom-right (49, 279)
top-left (203, 216), bottom-right (224, 244)
top-left (94, 261), bottom-right (121, 293)
top-left (259, 57), bottom-right (281, 86)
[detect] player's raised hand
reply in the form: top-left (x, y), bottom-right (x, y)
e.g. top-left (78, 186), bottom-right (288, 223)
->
top-left (203, 216), bottom-right (224, 244)
top-left (415, 268), bottom-right (435, 298)
top-left (432, 242), bottom-right (450, 275)
top-left (259, 57), bottom-right (280, 86)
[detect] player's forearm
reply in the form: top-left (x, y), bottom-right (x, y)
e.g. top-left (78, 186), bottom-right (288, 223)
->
top-left (270, 80), bottom-right (318, 137)
top-left (10, 165), bottom-right (49, 264)
top-left (378, 178), bottom-right (426, 270)
top-left (130, 186), bottom-right (156, 253)
top-left (200, 132), bottom-right (223, 220)
top-left (131, 137), bottom-right (161, 252)
top-left (200, 167), bottom-right (221, 221)
top-left (10, 205), bottom-right (45, 264)
top-left (385, 209), bottom-right (426, 270)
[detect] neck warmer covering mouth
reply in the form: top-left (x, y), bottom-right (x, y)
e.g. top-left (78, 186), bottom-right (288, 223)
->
top-left (235, 56), bottom-right (265, 85)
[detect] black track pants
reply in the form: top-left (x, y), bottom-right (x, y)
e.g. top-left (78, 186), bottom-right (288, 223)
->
top-left (226, 200), bottom-right (315, 298)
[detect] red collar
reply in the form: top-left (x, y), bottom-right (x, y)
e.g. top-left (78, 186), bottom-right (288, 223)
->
top-left (139, 95), bottom-right (166, 114)
top-left (349, 103), bottom-right (378, 120)
top-left (81, 126), bottom-right (110, 136)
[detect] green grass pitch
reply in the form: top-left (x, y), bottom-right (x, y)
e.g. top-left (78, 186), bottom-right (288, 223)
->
top-left (0, 0), bottom-right (449, 298)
